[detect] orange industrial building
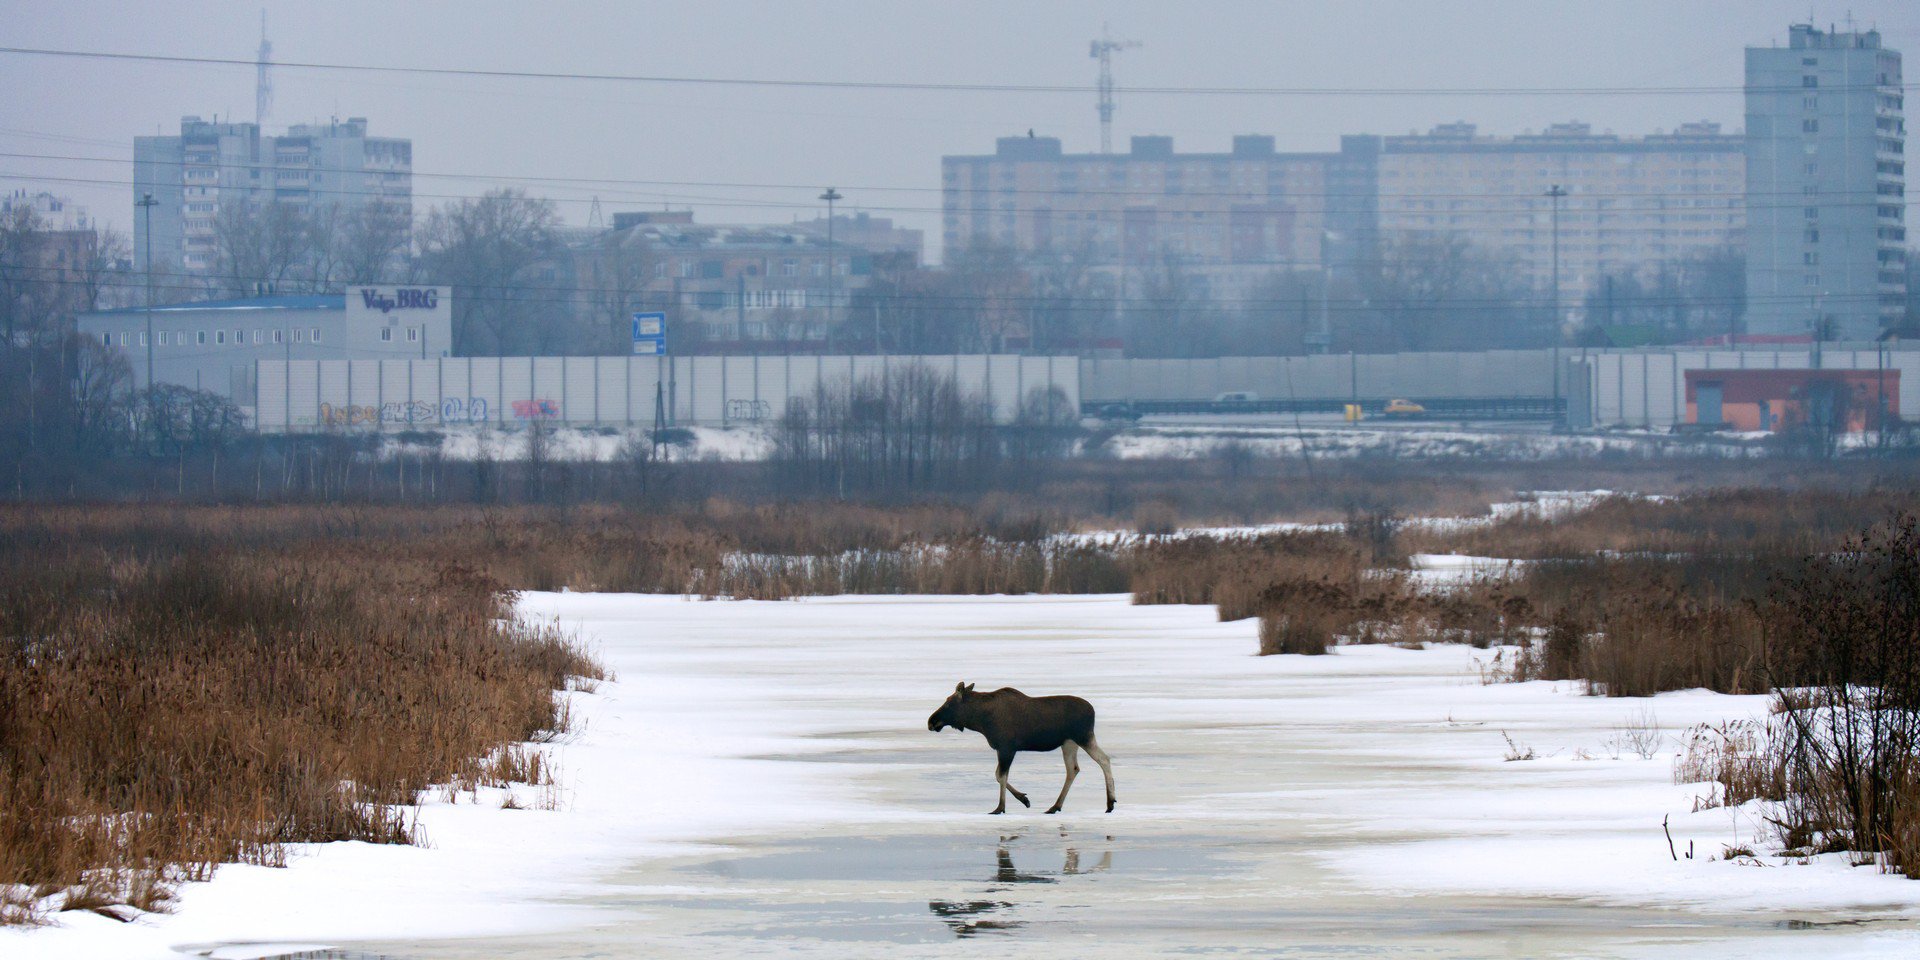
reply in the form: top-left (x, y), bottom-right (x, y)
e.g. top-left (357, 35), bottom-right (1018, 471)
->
top-left (1683, 369), bottom-right (1900, 433)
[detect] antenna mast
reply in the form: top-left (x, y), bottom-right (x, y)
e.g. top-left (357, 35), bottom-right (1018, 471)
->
top-left (255, 10), bottom-right (272, 128)
top-left (1089, 23), bottom-right (1141, 154)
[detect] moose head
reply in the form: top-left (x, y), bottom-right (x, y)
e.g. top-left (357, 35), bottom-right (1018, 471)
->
top-left (927, 681), bottom-right (976, 732)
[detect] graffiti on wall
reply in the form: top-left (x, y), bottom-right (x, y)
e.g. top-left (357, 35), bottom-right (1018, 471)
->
top-left (318, 403), bottom-right (379, 427)
top-left (726, 399), bottom-right (771, 421)
top-left (440, 397), bottom-right (489, 423)
top-left (512, 398), bottom-right (561, 420)
top-left (380, 401), bottom-right (435, 424)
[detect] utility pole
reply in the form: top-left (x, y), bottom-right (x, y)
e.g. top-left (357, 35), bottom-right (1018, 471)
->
top-left (1546, 185), bottom-right (1567, 331)
top-left (1090, 25), bottom-right (1142, 154)
top-left (819, 187), bottom-right (842, 350)
top-left (1310, 229), bottom-right (1338, 355)
top-left (1546, 184), bottom-right (1567, 410)
top-left (137, 191), bottom-right (159, 431)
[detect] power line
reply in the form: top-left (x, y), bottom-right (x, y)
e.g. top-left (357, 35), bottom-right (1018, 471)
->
top-left (7, 260), bottom-right (1882, 315)
top-left (0, 145), bottom-right (1797, 204)
top-left (0, 168), bottom-right (1891, 220)
top-left (2, 45), bottom-right (1916, 96)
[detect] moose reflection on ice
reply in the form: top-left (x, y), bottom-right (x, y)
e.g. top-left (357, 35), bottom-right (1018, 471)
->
top-left (928, 832), bottom-right (1114, 938)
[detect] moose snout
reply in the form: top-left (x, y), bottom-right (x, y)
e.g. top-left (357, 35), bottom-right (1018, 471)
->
top-left (928, 715), bottom-right (946, 732)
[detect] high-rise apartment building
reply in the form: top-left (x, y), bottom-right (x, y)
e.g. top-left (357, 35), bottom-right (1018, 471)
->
top-left (942, 123), bottom-right (1745, 312)
top-left (942, 135), bottom-right (1338, 299)
top-left (133, 116), bottom-right (412, 284)
top-left (1745, 24), bottom-right (1905, 340)
top-left (1360, 121), bottom-right (1746, 306)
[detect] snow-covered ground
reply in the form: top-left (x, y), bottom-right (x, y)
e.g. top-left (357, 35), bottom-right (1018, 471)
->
top-left (380, 424), bottom-right (774, 462)
top-left (13, 593), bottom-right (1920, 958)
top-left (367, 419), bottom-right (1800, 465)
top-left (1102, 422), bottom-right (1765, 461)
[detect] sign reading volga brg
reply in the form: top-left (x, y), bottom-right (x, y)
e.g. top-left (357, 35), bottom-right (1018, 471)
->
top-left (346, 285), bottom-right (453, 323)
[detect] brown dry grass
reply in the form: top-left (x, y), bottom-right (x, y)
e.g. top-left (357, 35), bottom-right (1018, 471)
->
top-left (0, 508), bottom-right (602, 925)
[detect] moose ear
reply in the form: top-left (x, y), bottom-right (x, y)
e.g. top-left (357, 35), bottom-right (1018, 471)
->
top-left (954, 681), bottom-right (967, 693)
top-left (962, 682), bottom-right (976, 692)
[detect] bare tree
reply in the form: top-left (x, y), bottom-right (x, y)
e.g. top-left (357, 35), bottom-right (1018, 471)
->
top-left (0, 205), bottom-right (46, 346)
top-left (575, 227), bottom-right (658, 353)
top-left (1358, 232), bottom-right (1539, 351)
top-left (212, 199), bottom-right (315, 296)
top-left (332, 201), bottom-right (412, 286)
top-left (70, 227), bottom-right (132, 312)
top-left (417, 189), bottom-right (561, 355)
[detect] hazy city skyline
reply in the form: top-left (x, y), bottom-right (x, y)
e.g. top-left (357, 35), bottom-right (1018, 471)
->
top-left (4, 0), bottom-right (1916, 261)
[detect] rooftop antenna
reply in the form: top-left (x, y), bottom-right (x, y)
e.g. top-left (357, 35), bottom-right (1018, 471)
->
top-left (254, 10), bottom-right (272, 128)
top-left (1090, 23), bottom-right (1141, 154)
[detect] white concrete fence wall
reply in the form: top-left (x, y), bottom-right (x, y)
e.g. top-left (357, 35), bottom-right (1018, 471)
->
top-left (1575, 348), bottom-right (1920, 428)
top-left (254, 354), bottom-right (1080, 432)
top-left (1078, 350), bottom-right (1562, 402)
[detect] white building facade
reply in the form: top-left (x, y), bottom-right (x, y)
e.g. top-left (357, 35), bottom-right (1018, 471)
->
top-left (132, 116), bottom-right (412, 283)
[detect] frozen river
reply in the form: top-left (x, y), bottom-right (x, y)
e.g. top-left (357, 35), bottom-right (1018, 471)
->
top-left (17, 593), bottom-right (1920, 959)
top-left (360, 594), bottom-right (1920, 959)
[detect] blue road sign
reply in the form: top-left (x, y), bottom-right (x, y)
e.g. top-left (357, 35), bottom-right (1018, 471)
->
top-left (631, 312), bottom-right (666, 340)
top-left (632, 337), bottom-right (666, 356)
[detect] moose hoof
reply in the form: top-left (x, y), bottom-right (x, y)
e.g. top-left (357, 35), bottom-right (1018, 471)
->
top-left (1014, 795), bottom-right (1031, 808)
top-left (1044, 806), bottom-right (1061, 815)
top-left (989, 808), bottom-right (1006, 815)
top-left (1106, 799), bottom-right (1116, 813)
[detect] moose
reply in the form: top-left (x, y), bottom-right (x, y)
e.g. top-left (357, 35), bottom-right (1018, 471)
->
top-left (927, 682), bottom-right (1116, 815)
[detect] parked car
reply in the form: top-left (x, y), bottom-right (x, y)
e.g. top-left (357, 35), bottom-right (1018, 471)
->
top-left (1212, 391), bottom-right (1259, 403)
top-left (1383, 398), bottom-right (1427, 417)
top-left (1093, 402), bottom-right (1143, 422)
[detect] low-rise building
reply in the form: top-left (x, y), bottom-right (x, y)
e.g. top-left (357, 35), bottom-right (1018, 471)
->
top-left (567, 212), bottom-right (909, 348)
top-left (79, 284), bottom-right (451, 407)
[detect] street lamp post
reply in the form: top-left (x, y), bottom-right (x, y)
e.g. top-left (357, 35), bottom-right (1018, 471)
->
top-left (819, 187), bottom-right (842, 351)
top-left (1546, 184), bottom-right (1567, 410)
top-left (136, 191), bottom-right (159, 430)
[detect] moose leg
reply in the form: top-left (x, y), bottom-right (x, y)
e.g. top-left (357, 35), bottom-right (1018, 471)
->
top-left (1045, 741), bottom-right (1081, 814)
top-left (992, 748), bottom-right (1029, 814)
top-left (1082, 734), bottom-right (1116, 812)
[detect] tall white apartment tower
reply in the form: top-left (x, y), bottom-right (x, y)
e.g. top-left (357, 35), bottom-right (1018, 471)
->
top-left (133, 116), bottom-right (412, 288)
top-left (1744, 24), bottom-right (1906, 341)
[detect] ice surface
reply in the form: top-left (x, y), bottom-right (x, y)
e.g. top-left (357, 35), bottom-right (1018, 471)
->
top-left (9, 593), bottom-right (1919, 958)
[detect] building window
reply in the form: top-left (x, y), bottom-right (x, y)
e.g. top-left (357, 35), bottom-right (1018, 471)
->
top-left (101, 332), bottom-right (111, 346)
top-left (1806, 228), bottom-right (1820, 243)
top-left (380, 327), bottom-right (393, 342)
top-left (272, 329), bottom-right (282, 344)
top-left (251, 330), bottom-right (262, 344)
top-left (1802, 119), bottom-right (1819, 133)
top-left (197, 331), bottom-right (208, 345)
top-left (311, 328), bottom-right (321, 343)
top-left (139, 332), bottom-right (147, 347)
top-left (407, 327), bottom-right (419, 342)
top-left (1802, 75), bottom-right (1818, 88)
top-left (294, 328), bottom-right (305, 343)
top-left (233, 329), bottom-right (242, 345)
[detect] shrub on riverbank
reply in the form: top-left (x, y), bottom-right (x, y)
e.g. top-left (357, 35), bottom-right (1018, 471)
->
top-left (0, 515), bottom-right (602, 925)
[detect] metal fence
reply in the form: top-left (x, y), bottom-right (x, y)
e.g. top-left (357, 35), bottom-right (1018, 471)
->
top-left (253, 354), bottom-right (1080, 432)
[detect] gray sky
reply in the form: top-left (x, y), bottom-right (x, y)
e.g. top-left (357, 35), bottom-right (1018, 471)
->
top-left (5, 0), bottom-right (1916, 261)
